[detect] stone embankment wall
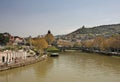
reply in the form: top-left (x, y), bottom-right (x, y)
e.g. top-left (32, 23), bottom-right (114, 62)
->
top-left (0, 55), bottom-right (47, 71)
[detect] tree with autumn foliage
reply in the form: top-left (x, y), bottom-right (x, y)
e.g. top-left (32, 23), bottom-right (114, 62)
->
top-left (106, 34), bottom-right (120, 52)
top-left (31, 38), bottom-right (48, 53)
top-left (45, 30), bottom-right (55, 45)
top-left (93, 36), bottom-right (105, 50)
top-left (81, 34), bottom-right (120, 54)
top-left (84, 40), bottom-right (94, 48)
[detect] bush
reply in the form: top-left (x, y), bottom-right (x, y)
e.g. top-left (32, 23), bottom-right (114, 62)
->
top-left (47, 46), bottom-right (60, 52)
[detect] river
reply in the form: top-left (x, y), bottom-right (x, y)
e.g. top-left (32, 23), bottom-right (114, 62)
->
top-left (0, 51), bottom-right (120, 82)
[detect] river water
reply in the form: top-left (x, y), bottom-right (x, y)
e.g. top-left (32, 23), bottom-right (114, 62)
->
top-left (0, 51), bottom-right (120, 82)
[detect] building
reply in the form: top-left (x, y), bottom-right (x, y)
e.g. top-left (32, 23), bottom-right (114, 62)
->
top-left (13, 36), bottom-right (25, 45)
top-left (0, 50), bottom-right (27, 65)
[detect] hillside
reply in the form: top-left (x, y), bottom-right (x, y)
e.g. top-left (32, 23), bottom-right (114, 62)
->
top-left (65, 24), bottom-right (120, 40)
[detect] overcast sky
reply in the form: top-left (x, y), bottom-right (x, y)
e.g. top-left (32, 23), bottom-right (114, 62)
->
top-left (0, 0), bottom-right (120, 37)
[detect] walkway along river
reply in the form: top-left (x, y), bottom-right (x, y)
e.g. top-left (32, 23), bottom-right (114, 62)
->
top-left (0, 51), bottom-right (120, 82)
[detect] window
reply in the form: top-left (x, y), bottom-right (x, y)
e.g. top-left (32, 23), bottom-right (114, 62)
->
top-left (2, 56), bottom-right (5, 62)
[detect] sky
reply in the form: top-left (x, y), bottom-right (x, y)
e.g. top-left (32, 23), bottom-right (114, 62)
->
top-left (0, 0), bottom-right (120, 37)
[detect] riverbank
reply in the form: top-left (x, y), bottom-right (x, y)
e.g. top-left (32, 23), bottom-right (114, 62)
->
top-left (0, 55), bottom-right (47, 72)
top-left (81, 48), bottom-right (120, 56)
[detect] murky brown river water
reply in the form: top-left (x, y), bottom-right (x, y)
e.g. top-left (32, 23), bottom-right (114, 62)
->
top-left (0, 51), bottom-right (120, 82)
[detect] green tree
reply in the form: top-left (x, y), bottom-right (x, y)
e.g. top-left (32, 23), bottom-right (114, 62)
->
top-left (0, 33), bottom-right (9, 45)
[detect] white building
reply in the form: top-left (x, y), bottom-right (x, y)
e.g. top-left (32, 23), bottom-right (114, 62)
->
top-left (0, 50), bottom-right (27, 65)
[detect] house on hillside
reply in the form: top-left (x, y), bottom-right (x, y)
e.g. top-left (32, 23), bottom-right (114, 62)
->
top-left (13, 36), bottom-right (26, 45)
top-left (9, 36), bottom-right (14, 44)
top-left (3, 32), bottom-right (11, 37)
